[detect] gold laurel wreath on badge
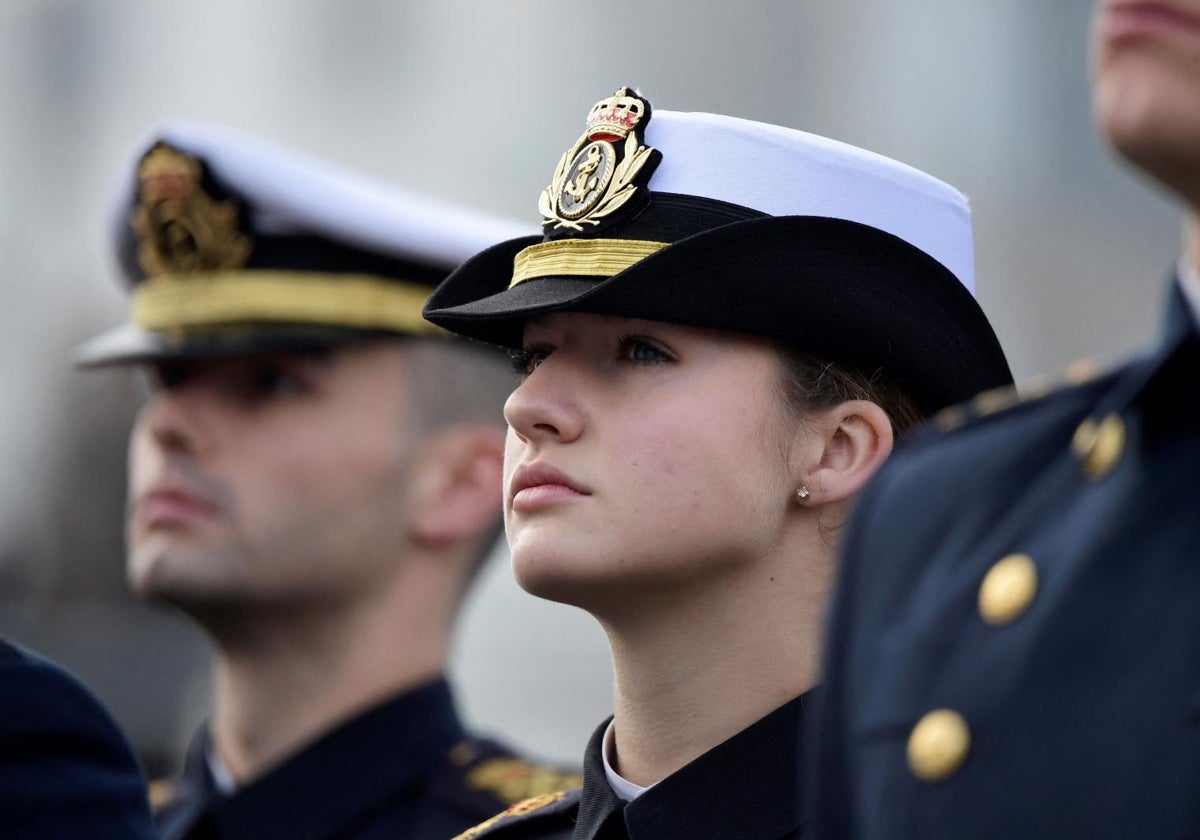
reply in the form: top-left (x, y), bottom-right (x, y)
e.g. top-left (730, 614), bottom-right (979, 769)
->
top-left (132, 143), bottom-right (252, 277)
top-left (538, 88), bottom-right (658, 232)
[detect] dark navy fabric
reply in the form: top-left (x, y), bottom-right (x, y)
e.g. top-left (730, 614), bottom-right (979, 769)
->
top-left (809, 280), bottom-right (1200, 838)
top-left (465, 693), bottom-right (811, 839)
top-left (0, 639), bottom-right (155, 839)
top-left (155, 677), bottom-right (574, 840)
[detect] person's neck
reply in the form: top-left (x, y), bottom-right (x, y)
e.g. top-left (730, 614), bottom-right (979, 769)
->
top-left (598, 537), bottom-right (828, 787)
top-left (205, 568), bottom-right (452, 785)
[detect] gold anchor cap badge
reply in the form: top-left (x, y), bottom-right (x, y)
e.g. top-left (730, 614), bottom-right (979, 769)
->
top-left (132, 143), bottom-right (252, 277)
top-left (539, 88), bottom-right (661, 231)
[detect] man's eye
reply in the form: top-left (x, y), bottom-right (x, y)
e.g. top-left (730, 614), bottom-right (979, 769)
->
top-left (144, 361), bottom-right (192, 393)
top-left (251, 366), bottom-right (303, 397)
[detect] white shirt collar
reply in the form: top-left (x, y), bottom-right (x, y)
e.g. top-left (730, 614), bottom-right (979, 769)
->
top-left (206, 744), bottom-right (238, 795)
top-left (602, 720), bottom-right (658, 802)
top-left (1178, 256), bottom-right (1200, 329)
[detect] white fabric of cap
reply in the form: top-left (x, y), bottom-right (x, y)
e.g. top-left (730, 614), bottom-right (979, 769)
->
top-left (109, 120), bottom-right (534, 270)
top-left (644, 110), bottom-right (976, 295)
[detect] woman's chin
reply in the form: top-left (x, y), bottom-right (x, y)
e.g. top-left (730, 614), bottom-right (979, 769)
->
top-left (511, 551), bottom-right (589, 605)
top-left (510, 544), bottom-right (632, 610)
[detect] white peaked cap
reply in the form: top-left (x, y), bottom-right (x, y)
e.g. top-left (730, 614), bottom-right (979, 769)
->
top-left (79, 120), bottom-right (535, 367)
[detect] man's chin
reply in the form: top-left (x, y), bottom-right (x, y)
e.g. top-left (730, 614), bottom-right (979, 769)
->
top-left (1096, 64), bottom-right (1200, 194)
top-left (129, 567), bottom-right (215, 609)
top-left (128, 547), bottom-right (232, 607)
top-left (1107, 121), bottom-right (1200, 204)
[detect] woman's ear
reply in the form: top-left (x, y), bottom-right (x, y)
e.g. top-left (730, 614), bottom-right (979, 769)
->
top-left (800, 400), bottom-right (894, 505)
top-left (408, 425), bottom-right (505, 547)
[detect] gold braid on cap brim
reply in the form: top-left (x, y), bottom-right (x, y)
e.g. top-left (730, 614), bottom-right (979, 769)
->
top-left (131, 271), bottom-right (445, 335)
top-left (509, 239), bottom-right (668, 288)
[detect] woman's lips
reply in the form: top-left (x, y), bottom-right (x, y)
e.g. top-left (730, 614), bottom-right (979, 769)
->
top-left (508, 462), bottom-right (590, 512)
top-left (510, 483), bottom-right (588, 512)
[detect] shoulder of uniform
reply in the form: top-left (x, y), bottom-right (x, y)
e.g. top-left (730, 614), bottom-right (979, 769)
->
top-left (924, 355), bottom-right (1122, 438)
top-left (451, 789), bottom-right (581, 840)
top-left (432, 736), bottom-right (583, 817)
top-left (147, 777), bottom-right (182, 814)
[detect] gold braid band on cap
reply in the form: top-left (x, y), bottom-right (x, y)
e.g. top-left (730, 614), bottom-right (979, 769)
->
top-left (509, 238), bottom-right (669, 288)
top-left (131, 271), bottom-right (444, 335)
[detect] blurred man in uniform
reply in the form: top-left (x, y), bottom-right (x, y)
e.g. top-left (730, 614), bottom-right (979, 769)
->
top-left (78, 122), bottom-right (580, 840)
top-left (0, 640), bottom-right (155, 837)
top-left (810, 2), bottom-right (1200, 837)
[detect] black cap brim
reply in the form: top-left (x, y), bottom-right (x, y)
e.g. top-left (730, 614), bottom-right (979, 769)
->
top-left (74, 322), bottom-right (378, 368)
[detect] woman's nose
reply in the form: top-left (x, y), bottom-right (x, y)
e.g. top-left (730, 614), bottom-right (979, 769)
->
top-left (503, 357), bottom-right (585, 446)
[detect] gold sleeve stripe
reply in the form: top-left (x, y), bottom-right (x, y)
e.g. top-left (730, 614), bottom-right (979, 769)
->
top-left (131, 271), bottom-right (444, 335)
top-left (509, 238), bottom-right (668, 288)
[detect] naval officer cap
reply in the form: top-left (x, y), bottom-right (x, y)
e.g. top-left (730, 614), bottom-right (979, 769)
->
top-left (77, 121), bottom-right (532, 366)
top-left (424, 88), bottom-right (1013, 415)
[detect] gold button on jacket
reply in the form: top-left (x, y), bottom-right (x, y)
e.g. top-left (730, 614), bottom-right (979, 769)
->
top-left (979, 554), bottom-right (1038, 625)
top-left (907, 709), bottom-right (971, 782)
top-left (1071, 413), bottom-right (1125, 479)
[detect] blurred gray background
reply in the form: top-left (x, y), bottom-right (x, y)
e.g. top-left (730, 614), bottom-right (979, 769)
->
top-left (0, 0), bottom-right (1182, 775)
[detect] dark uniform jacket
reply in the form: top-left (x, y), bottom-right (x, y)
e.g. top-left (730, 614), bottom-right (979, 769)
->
top-left (456, 693), bottom-right (810, 839)
top-left (0, 639), bottom-right (156, 839)
top-left (809, 281), bottom-right (1200, 839)
top-left (154, 677), bottom-right (580, 840)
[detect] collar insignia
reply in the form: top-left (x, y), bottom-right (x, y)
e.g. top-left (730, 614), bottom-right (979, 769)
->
top-left (132, 143), bottom-right (252, 277)
top-left (538, 88), bottom-right (660, 232)
top-left (450, 791), bottom-right (570, 840)
top-left (466, 757), bottom-right (583, 804)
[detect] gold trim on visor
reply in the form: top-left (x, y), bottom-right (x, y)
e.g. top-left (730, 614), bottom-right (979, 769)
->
top-left (509, 239), bottom-right (669, 289)
top-left (131, 271), bottom-right (443, 335)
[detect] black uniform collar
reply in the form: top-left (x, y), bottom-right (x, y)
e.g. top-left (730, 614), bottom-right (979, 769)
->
top-left (1176, 256), bottom-right (1200, 329)
top-left (574, 692), bottom-right (812, 840)
top-left (574, 722), bottom-right (629, 839)
top-left (173, 677), bottom-right (465, 840)
top-left (1088, 275), bottom-right (1200, 425)
top-left (1164, 271), bottom-right (1200, 350)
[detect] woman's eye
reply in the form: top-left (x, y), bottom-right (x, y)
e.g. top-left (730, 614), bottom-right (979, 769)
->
top-left (619, 337), bottom-right (671, 364)
top-left (510, 345), bottom-right (552, 375)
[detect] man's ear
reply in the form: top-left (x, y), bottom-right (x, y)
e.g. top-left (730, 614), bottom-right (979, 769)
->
top-left (800, 400), bottom-right (894, 505)
top-left (408, 425), bottom-right (505, 547)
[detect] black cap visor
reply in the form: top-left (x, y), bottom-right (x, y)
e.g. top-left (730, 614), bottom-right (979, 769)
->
top-left (73, 322), bottom-right (388, 368)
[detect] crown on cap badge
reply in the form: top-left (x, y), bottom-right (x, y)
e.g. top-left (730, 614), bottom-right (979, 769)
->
top-left (132, 143), bottom-right (252, 277)
top-left (538, 88), bottom-right (660, 232)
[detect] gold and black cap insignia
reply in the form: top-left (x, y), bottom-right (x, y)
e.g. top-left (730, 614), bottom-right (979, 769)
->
top-left (77, 122), bottom-right (532, 368)
top-left (132, 143), bottom-right (252, 278)
top-left (539, 87), bottom-right (660, 233)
